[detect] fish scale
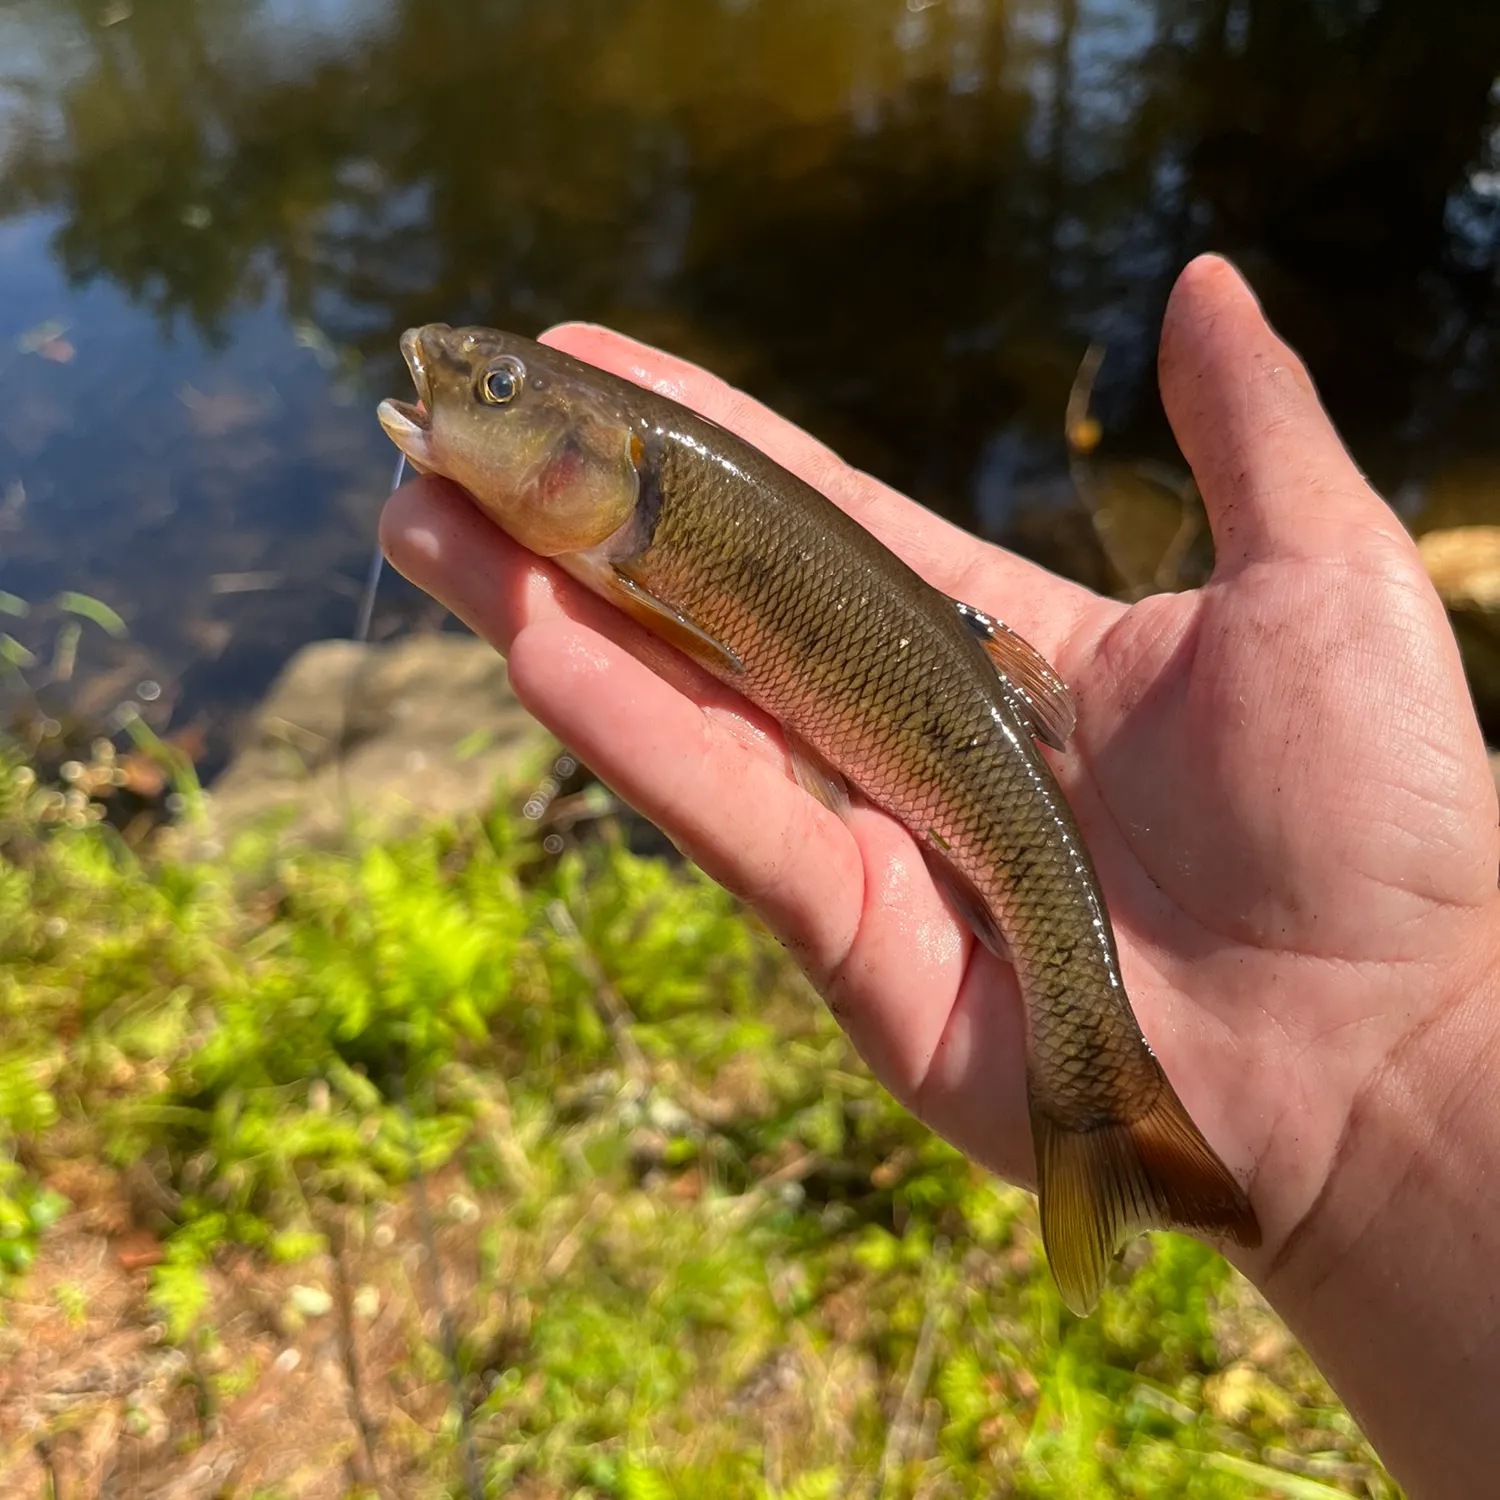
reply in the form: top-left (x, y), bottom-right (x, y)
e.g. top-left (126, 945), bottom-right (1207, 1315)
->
top-left (636, 424), bottom-right (1151, 1120)
top-left (378, 324), bottom-right (1262, 1313)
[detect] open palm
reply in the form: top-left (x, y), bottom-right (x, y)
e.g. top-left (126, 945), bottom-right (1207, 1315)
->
top-left (381, 256), bottom-right (1497, 1294)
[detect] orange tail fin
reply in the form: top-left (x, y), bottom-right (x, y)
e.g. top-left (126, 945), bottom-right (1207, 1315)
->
top-left (1032, 1079), bottom-right (1261, 1316)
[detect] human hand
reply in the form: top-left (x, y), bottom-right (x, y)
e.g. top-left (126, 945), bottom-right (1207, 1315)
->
top-left (382, 255), bottom-right (1500, 1494)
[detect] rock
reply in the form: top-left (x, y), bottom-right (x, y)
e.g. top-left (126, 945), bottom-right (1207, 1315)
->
top-left (203, 633), bottom-right (554, 843)
top-left (1417, 526), bottom-right (1500, 610)
top-left (1417, 528), bottom-right (1500, 744)
top-left (444, 1192), bottom-right (480, 1225)
top-left (287, 1284), bottom-right (332, 1319)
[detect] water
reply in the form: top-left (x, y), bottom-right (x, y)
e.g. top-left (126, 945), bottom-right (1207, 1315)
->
top-left (2, 0), bottom-right (1499, 767)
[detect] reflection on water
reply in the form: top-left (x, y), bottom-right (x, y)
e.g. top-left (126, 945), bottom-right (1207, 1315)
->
top-left (2, 0), bottom-right (1500, 759)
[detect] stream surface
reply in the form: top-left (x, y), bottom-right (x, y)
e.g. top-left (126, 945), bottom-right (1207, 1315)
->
top-left (1, 0), bottom-right (1498, 765)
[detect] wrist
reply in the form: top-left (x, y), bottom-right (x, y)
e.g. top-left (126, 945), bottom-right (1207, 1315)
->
top-left (1257, 909), bottom-right (1500, 1498)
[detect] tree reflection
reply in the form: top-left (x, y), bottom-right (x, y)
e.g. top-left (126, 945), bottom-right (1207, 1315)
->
top-left (2, 0), bottom-right (1499, 516)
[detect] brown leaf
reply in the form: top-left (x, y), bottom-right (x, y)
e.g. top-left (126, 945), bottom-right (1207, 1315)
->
top-left (115, 1230), bottom-right (163, 1272)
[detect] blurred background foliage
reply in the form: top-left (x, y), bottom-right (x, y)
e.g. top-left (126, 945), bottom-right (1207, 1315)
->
top-left (0, 753), bottom-right (1396, 1497)
top-left (1, 0), bottom-right (1500, 761)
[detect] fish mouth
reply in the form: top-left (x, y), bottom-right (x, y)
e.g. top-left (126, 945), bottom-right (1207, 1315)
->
top-left (377, 326), bottom-right (440, 470)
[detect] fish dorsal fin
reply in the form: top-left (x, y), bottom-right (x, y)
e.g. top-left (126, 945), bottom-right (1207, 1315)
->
top-left (607, 567), bottom-right (744, 676)
top-left (951, 600), bottom-right (1075, 750)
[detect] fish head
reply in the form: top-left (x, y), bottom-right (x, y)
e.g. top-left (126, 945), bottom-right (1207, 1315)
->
top-left (378, 325), bottom-right (642, 556)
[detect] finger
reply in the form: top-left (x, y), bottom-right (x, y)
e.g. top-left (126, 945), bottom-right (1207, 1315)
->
top-left (510, 615), bottom-right (868, 972)
top-left (382, 475), bottom-right (759, 712)
top-left (381, 474), bottom-right (1031, 1160)
top-left (380, 475), bottom-right (569, 654)
top-left (511, 617), bottom-right (1030, 1178)
top-left (382, 477), bottom-right (853, 954)
top-left (383, 476), bottom-right (1001, 1120)
top-left (380, 477), bottom-right (877, 965)
top-left (540, 322), bottom-right (1099, 658)
top-left (1158, 255), bottom-right (1413, 574)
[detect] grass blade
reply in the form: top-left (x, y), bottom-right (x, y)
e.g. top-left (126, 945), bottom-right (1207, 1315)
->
top-left (54, 591), bottom-right (127, 637)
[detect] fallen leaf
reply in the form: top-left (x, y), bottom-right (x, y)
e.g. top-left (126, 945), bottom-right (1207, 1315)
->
top-left (115, 1230), bottom-right (163, 1272)
top-left (117, 753), bottom-right (167, 798)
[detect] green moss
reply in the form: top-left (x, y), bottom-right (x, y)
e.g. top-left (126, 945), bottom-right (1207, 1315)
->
top-left (0, 747), bottom-right (1397, 1496)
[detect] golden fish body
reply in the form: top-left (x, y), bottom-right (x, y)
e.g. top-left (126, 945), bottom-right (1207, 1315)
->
top-left (379, 326), bottom-right (1260, 1313)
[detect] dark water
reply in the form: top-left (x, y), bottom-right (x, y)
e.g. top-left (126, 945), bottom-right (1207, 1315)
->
top-left (2, 0), bottom-right (1500, 768)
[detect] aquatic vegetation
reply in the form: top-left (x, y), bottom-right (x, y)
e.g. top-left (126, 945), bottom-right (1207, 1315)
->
top-left (0, 753), bottom-right (1397, 1496)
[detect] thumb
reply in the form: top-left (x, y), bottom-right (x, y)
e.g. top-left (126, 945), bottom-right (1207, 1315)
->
top-left (1158, 255), bottom-right (1411, 575)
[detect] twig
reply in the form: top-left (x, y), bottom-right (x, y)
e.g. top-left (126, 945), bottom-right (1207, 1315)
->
top-left (476, 1074), bottom-right (537, 1195)
top-left (1064, 343), bottom-right (1106, 462)
top-left (718, 1150), bottom-right (825, 1228)
top-left (547, 897), bottom-right (756, 1137)
top-left (655, 1068), bottom-right (742, 1129)
top-left (541, 1190), bottom-right (607, 1281)
top-left (1066, 346), bottom-right (1203, 599)
top-left (1151, 473), bottom-right (1204, 593)
top-left (323, 1210), bottom-right (385, 1496)
top-left (1066, 344), bottom-right (1144, 594)
top-left (390, 1071), bottom-right (483, 1500)
top-left (873, 1251), bottom-right (945, 1498)
top-left (545, 898), bottom-right (652, 1090)
top-left (537, 787), bottom-right (620, 832)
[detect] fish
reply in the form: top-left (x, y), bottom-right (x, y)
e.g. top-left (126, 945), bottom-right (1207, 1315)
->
top-left (378, 325), bottom-right (1261, 1314)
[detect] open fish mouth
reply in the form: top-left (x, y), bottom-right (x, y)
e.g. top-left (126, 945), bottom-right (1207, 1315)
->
top-left (377, 326), bottom-right (437, 468)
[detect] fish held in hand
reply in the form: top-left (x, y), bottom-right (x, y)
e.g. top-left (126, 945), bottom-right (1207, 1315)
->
top-left (378, 324), bottom-right (1261, 1314)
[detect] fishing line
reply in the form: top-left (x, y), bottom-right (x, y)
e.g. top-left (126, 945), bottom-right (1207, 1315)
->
top-left (331, 449), bottom-right (403, 818)
top-left (345, 449), bottom-right (483, 1497)
top-left (352, 451), bottom-right (404, 646)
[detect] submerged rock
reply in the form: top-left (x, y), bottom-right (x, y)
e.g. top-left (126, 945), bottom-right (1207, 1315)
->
top-left (205, 633), bottom-right (553, 842)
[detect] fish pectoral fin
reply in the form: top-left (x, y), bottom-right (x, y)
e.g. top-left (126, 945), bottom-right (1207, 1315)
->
top-left (1032, 1080), bottom-right (1261, 1317)
top-left (785, 730), bottom-right (852, 817)
top-left (921, 845), bottom-right (1011, 963)
top-left (951, 599), bottom-right (1076, 750)
top-left (606, 567), bottom-right (744, 676)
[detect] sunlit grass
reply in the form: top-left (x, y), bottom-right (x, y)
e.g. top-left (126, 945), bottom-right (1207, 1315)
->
top-left (0, 749), bottom-right (1398, 1497)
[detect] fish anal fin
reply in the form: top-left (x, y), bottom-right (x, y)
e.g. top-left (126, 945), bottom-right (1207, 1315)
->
top-left (952, 600), bottom-right (1076, 749)
top-left (920, 845), bottom-right (1011, 963)
top-left (606, 567), bottom-right (744, 676)
top-left (1033, 1082), bottom-right (1261, 1316)
top-left (785, 730), bottom-right (851, 817)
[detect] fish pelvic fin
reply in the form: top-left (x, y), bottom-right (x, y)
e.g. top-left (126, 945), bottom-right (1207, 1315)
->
top-left (606, 566), bottom-right (745, 676)
top-left (1032, 1083), bottom-right (1261, 1317)
top-left (785, 729), bottom-right (852, 817)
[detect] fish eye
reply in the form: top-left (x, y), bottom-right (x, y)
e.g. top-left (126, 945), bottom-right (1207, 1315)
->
top-left (478, 357), bottom-right (524, 406)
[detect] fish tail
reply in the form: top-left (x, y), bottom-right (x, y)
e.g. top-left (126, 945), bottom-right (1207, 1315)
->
top-left (1032, 1077), bottom-right (1261, 1317)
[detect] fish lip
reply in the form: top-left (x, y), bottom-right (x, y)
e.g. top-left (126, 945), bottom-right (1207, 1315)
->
top-left (397, 325), bottom-right (434, 427)
top-left (376, 397), bottom-right (432, 474)
top-left (377, 325), bottom-right (441, 467)
top-left (377, 395), bottom-right (426, 434)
